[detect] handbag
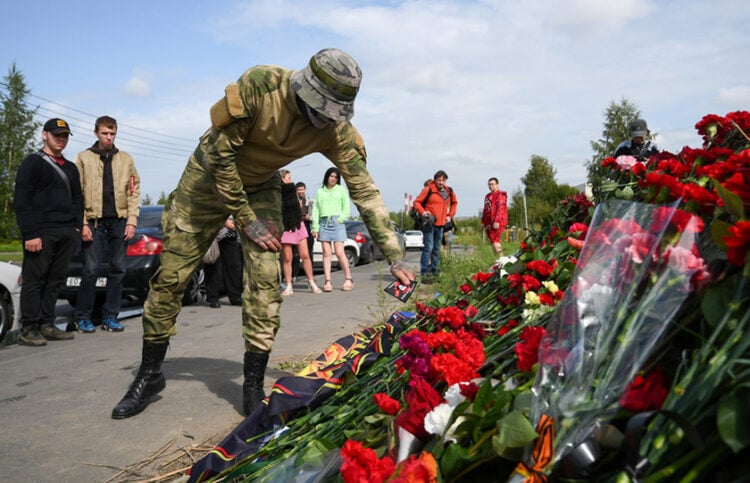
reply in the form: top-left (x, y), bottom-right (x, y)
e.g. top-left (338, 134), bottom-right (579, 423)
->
top-left (203, 238), bottom-right (221, 264)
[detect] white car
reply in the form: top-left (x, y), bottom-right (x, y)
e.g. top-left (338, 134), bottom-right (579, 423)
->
top-left (0, 261), bottom-right (22, 342)
top-left (404, 230), bottom-right (424, 250)
top-left (312, 238), bottom-right (360, 269)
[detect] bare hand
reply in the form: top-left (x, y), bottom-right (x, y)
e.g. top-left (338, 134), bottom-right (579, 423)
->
top-left (81, 225), bottom-right (93, 242)
top-left (492, 222), bottom-right (499, 230)
top-left (243, 220), bottom-right (282, 252)
top-left (124, 225), bottom-right (136, 240)
top-left (25, 238), bottom-right (42, 252)
top-left (390, 259), bottom-right (416, 286)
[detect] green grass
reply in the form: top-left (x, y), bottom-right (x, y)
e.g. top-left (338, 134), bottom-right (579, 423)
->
top-left (435, 242), bottom-right (518, 292)
top-left (0, 241), bottom-right (22, 262)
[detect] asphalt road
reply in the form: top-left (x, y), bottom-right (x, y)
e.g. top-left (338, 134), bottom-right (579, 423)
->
top-left (0, 250), bottom-right (422, 482)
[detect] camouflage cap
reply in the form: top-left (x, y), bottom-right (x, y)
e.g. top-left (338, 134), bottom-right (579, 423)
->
top-left (291, 48), bottom-right (361, 122)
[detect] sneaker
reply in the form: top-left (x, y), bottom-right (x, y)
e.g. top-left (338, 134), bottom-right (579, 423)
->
top-left (19, 326), bottom-right (47, 347)
top-left (40, 324), bottom-right (75, 341)
top-left (101, 318), bottom-right (125, 332)
top-left (77, 319), bottom-right (96, 333)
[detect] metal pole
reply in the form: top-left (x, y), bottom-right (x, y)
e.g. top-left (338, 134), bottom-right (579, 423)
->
top-left (523, 191), bottom-right (529, 229)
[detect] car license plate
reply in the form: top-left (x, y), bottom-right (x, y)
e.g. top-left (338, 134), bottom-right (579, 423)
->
top-left (67, 277), bottom-right (107, 287)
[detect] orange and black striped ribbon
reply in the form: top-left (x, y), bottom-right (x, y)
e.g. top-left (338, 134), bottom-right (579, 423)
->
top-left (513, 413), bottom-right (556, 483)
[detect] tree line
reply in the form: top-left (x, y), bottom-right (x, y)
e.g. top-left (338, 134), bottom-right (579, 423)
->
top-left (1, 62), bottom-right (643, 242)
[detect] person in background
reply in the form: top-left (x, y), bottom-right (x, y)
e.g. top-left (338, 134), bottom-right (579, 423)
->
top-left (482, 177), bottom-right (508, 255)
top-left (14, 118), bottom-right (83, 346)
top-left (412, 170), bottom-right (457, 283)
top-left (74, 116), bottom-right (140, 333)
top-left (204, 216), bottom-right (243, 308)
top-left (614, 118), bottom-right (659, 161)
top-left (311, 167), bottom-right (354, 292)
top-left (110, 48), bottom-right (414, 420)
top-left (291, 181), bottom-right (314, 281)
top-left (279, 170), bottom-right (321, 295)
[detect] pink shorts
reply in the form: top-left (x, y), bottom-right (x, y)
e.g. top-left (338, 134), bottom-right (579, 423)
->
top-left (281, 222), bottom-right (309, 245)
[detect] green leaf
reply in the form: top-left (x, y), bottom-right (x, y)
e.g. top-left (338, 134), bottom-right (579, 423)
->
top-left (440, 443), bottom-right (473, 480)
top-left (712, 177), bottom-right (746, 219)
top-left (701, 273), bottom-right (742, 326)
top-left (717, 387), bottom-right (750, 453)
top-left (513, 390), bottom-right (533, 415)
top-left (298, 438), bottom-right (339, 465)
top-left (492, 409), bottom-right (538, 459)
top-left (473, 378), bottom-right (496, 413)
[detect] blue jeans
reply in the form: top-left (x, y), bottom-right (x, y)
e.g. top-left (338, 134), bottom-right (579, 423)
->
top-left (75, 218), bottom-right (127, 319)
top-left (420, 225), bottom-right (444, 275)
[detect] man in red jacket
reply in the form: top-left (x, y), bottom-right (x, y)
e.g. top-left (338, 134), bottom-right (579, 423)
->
top-left (482, 177), bottom-right (508, 255)
top-left (412, 170), bottom-right (457, 282)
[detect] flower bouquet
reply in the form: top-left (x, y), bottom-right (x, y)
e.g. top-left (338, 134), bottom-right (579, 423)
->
top-left (187, 110), bottom-right (750, 482)
top-left (511, 199), bottom-right (710, 481)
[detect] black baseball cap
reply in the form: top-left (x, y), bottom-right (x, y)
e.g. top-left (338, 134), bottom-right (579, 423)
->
top-left (43, 118), bottom-right (72, 136)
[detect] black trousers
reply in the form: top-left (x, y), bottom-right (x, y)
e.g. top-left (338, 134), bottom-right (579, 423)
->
top-left (20, 226), bottom-right (79, 327)
top-left (205, 238), bottom-right (243, 302)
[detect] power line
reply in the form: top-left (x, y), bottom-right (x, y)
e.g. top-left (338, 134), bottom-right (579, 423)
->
top-left (33, 105), bottom-right (195, 151)
top-left (32, 114), bottom-right (191, 163)
top-left (29, 93), bottom-right (199, 144)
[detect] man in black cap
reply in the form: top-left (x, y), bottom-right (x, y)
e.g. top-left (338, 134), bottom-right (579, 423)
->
top-left (614, 118), bottom-right (660, 162)
top-left (14, 118), bottom-right (83, 346)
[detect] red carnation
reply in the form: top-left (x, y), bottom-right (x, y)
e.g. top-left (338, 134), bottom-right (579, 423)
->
top-left (472, 271), bottom-right (494, 284)
top-left (619, 367), bottom-right (669, 412)
top-left (515, 326), bottom-right (549, 372)
top-left (724, 220), bottom-right (750, 266)
top-left (436, 305), bottom-right (467, 330)
top-left (341, 439), bottom-right (396, 483)
top-left (395, 377), bottom-right (444, 440)
top-left (526, 259), bottom-right (554, 278)
top-left (498, 319), bottom-right (519, 336)
top-left (373, 392), bottom-right (401, 415)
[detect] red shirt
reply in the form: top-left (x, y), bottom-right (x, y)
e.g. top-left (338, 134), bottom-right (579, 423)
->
top-left (482, 189), bottom-right (507, 231)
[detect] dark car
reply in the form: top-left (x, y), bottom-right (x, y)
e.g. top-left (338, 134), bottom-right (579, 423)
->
top-left (58, 205), bottom-right (205, 310)
top-left (344, 220), bottom-right (407, 265)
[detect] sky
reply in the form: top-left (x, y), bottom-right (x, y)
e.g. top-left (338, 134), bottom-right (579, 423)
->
top-left (2, 0), bottom-right (749, 218)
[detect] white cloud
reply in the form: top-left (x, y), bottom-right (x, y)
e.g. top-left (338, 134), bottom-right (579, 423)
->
top-left (123, 70), bottom-right (152, 97)
top-left (16, 0), bottom-right (746, 216)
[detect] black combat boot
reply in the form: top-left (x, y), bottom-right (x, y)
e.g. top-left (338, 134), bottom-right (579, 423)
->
top-left (111, 341), bottom-right (169, 419)
top-left (242, 351), bottom-right (269, 415)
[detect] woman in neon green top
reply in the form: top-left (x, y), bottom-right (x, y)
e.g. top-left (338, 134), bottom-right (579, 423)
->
top-left (311, 167), bottom-right (353, 292)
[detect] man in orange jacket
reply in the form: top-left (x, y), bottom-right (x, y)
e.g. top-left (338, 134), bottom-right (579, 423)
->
top-left (412, 170), bottom-right (457, 282)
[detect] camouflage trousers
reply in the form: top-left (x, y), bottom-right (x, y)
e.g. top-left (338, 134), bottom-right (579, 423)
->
top-left (142, 175), bottom-right (283, 353)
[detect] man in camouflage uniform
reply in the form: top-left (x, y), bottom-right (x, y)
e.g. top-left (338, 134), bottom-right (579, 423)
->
top-left (112, 48), bottom-right (415, 419)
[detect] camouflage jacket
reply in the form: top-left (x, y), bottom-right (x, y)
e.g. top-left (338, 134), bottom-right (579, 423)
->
top-left (180, 65), bottom-right (402, 262)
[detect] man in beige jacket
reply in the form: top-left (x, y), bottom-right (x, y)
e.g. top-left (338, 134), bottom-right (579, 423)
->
top-left (74, 116), bottom-right (140, 333)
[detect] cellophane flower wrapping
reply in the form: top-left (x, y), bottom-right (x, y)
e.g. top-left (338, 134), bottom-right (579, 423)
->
top-left (517, 199), bottom-right (708, 478)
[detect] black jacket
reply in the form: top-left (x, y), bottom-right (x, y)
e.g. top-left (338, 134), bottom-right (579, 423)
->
top-left (14, 151), bottom-right (84, 241)
top-left (613, 140), bottom-right (659, 162)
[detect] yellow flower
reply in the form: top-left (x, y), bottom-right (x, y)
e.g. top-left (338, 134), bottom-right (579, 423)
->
top-left (525, 291), bottom-right (541, 306)
top-left (542, 281), bottom-right (559, 293)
